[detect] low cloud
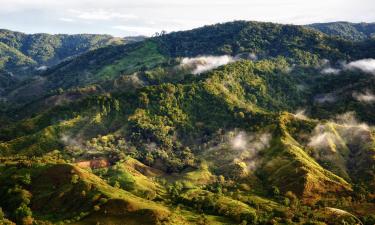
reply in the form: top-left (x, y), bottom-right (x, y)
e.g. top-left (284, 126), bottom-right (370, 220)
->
top-left (112, 25), bottom-right (161, 36)
top-left (60, 134), bottom-right (83, 148)
top-left (229, 131), bottom-right (272, 171)
top-left (235, 52), bottom-right (257, 61)
top-left (180, 55), bottom-right (235, 74)
top-left (345, 59), bottom-right (375, 75)
top-left (231, 131), bottom-right (248, 150)
top-left (321, 67), bottom-right (340, 75)
top-left (293, 109), bottom-right (309, 120)
top-left (314, 93), bottom-right (336, 104)
top-left (36, 65), bottom-right (47, 71)
top-left (308, 112), bottom-right (372, 155)
top-left (319, 59), bottom-right (341, 75)
top-left (319, 59), bottom-right (375, 75)
top-left (204, 130), bottom-right (272, 173)
top-left (352, 90), bottom-right (375, 103)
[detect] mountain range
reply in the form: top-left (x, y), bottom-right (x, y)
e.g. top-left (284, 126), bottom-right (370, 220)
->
top-left (0, 21), bottom-right (374, 225)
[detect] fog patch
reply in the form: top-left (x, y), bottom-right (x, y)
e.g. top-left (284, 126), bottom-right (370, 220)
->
top-left (345, 59), bottom-right (375, 75)
top-left (314, 93), bottom-right (336, 104)
top-left (321, 67), bottom-right (341, 75)
top-left (235, 52), bottom-right (257, 61)
top-left (318, 59), bottom-right (341, 75)
top-left (60, 134), bottom-right (83, 148)
top-left (352, 90), bottom-right (375, 103)
top-left (36, 65), bottom-right (48, 71)
top-left (203, 130), bottom-right (272, 174)
top-left (180, 55), bottom-right (235, 74)
top-left (231, 131), bottom-right (248, 150)
top-left (319, 59), bottom-right (375, 75)
top-left (227, 131), bottom-right (272, 171)
top-left (294, 109), bottom-right (309, 120)
top-left (308, 112), bottom-right (372, 156)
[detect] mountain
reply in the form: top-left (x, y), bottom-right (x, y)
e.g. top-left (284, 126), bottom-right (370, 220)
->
top-left (4, 21), bottom-right (375, 108)
top-left (307, 22), bottom-right (375, 41)
top-left (0, 29), bottom-right (145, 77)
top-left (0, 21), bottom-right (375, 225)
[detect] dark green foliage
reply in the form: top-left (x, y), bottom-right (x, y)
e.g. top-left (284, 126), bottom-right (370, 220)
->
top-left (308, 22), bottom-right (375, 41)
top-left (0, 20), bottom-right (375, 225)
top-left (0, 29), bottom-right (134, 76)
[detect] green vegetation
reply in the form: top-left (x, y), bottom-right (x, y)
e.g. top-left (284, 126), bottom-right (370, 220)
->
top-left (307, 22), bottom-right (375, 41)
top-left (0, 21), bottom-right (374, 224)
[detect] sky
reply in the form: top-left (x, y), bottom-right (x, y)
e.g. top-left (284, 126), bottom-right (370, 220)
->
top-left (0, 0), bottom-right (374, 37)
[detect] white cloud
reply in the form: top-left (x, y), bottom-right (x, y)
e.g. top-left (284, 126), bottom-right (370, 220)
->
top-left (321, 67), bottom-right (341, 75)
top-left (352, 91), bottom-right (375, 103)
top-left (112, 25), bottom-right (161, 36)
top-left (69, 9), bottom-right (137, 21)
top-left (294, 109), bottom-right (309, 120)
top-left (345, 59), bottom-right (375, 75)
top-left (0, 0), bottom-right (375, 36)
top-left (308, 112), bottom-right (371, 153)
top-left (59, 17), bottom-right (75, 23)
top-left (180, 55), bottom-right (235, 74)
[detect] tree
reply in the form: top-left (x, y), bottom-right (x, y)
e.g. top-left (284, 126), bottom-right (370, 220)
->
top-left (0, 208), bottom-right (4, 220)
top-left (15, 204), bottom-right (33, 225)
top-left (271, 185), bottom-right (280, 197)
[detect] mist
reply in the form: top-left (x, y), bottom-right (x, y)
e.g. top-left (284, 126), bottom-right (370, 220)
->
top-left (314, 93), bottom-right (336, 104)
top-left (345, 59), bottom-right (375, 75)
top-left (352, 90), bottom-right (375, 103)
top-left (308, 112), bottom-right (372, 155)
top-left (229, 131), bottom-right (272, 171)
top-left (180, 55), bottom-right (234, 74)
top-left (321, 67), bottom-right (340, 75)
top-left (294, 109), bottom-right (309, 120)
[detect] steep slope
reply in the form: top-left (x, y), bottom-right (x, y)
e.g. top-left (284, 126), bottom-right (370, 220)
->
top-left (0, 42), bottom-right (36, 75)
top-left (0, 160), bottom-right (170, 224)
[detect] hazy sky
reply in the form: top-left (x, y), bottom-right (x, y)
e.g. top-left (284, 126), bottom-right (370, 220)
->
top-left (0, 0), bottom-right (374, 36)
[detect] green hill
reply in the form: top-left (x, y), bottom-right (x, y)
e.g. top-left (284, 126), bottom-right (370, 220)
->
top-left (0, 29), bottom-right (145, 77)
top-left (0, 21), bottom-right (375, 224)
top-left (307, 22), bottom-right (375, 41)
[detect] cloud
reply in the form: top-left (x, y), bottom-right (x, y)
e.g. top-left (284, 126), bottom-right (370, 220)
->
top-left (345, 59), bottom-right (375, 75)
top-left (59, 17), bottom-right (75, 23)
top-left (36, 65), bottom-right (48, 71)
top-left (231, 131), bottom-right (248, 150)
top-left (229, 131), bottom-right (272, 171)
top-left (320, 59), bottom-right (375, 75)
top-left (294, 109), bottom-right (309, 120)
top-left (308, 112), bottom-right (371, 154)
top-left (321, 67), bottom-right (341, 75)
top-left (352, 90), bottom-right (375, 103)
top-left (204, 130), bottom-right (272, 173)
top-left (180, 55), bottom-right (235, 74)
top-left (112, 25), bottom-right (161, 36)
top-left (314, 93), bottom-right (336, 104)
top-left (68, 9), bottom-right (138, 21)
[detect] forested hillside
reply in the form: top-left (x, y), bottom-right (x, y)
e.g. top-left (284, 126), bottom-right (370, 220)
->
top-left (307, 22), bottom-right (375, 41)
top-left (0, 29), bottom-right (145, 76)
top-left (0, 21), bottom-right (374, 225)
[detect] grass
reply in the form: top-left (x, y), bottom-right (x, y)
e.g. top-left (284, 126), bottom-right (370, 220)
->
top-left (96, 41), bottom-right (166, 81)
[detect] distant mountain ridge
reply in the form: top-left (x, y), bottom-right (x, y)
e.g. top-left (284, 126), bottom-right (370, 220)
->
top-left (0, 29), bottom-right (145, 76)
top-left (307, 21), bottom-right (375, 41)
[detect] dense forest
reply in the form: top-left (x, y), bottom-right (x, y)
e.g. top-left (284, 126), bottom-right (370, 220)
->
top-left (0, 21), bottom-right (374, 225)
